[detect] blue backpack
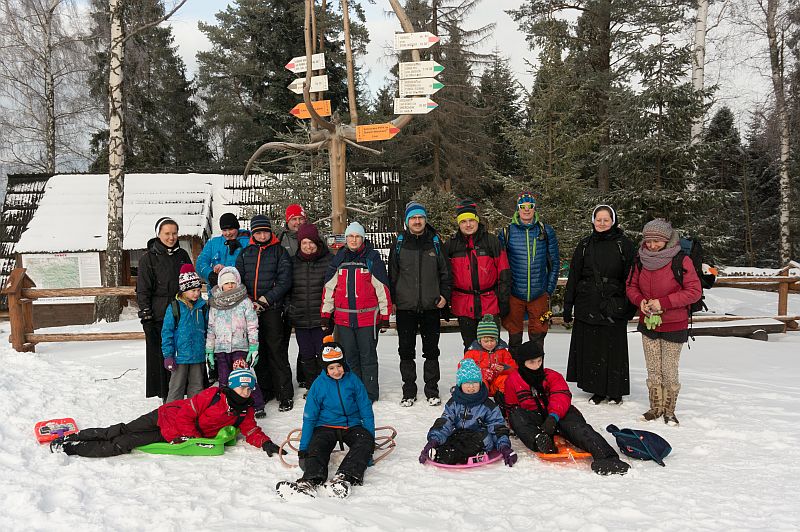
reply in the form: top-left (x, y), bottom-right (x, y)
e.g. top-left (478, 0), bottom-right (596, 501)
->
top-left (606, 424), bottom-right (672, 467)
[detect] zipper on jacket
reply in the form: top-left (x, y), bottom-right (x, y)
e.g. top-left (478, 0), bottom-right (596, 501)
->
top-left (417, 234), bottom-right (423, 311)
top-left (526, 229), bottom-right (531, 300)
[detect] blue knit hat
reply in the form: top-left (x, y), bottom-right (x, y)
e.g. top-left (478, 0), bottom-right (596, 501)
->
top-left (456, 358), bottom-right (483, 386)
top-left (345, 221), bottom-right (366, 238)
top-left (228, 368), bottom-right (257, 390)
top-left (404, 201), bottom-right (427, 226)
top-left (517, 191), bottom-right (536, 208)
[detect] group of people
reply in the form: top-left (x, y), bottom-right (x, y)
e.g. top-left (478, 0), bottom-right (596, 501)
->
top-left (51, 194), bottom-right (702, 495)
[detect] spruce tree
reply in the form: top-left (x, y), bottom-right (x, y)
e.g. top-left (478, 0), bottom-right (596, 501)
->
top-left (476, 53), bottom-right (523, 177)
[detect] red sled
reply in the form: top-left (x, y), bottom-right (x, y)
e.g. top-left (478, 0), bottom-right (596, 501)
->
top-left (35, 418), bottom-right (78, 444)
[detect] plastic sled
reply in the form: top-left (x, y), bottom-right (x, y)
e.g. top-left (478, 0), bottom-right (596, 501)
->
top-left (535, 436), bottom-right (592, 462)
top-left (137, 426), bottom-right (239, 456)
top-left (278, 426), bottom-right (397, 468)
top-left (426, 450), bottom-right (503, 469)
top-left (35, 418), bottom-right (78, 444)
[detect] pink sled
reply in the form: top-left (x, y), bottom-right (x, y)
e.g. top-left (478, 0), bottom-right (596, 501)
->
top-left (425, 450), bottom-right (503, 469)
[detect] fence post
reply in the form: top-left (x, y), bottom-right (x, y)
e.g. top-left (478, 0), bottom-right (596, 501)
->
top-left (1, 268), bottom-right (35, 352)
top-left (778, 265), bottom-right (789, 317)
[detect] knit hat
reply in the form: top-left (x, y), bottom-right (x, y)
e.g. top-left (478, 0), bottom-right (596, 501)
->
top-left (250, 214), bottom-right (272, 233)
top-left (517, 191), bottom-right (536, 209)
top-left (320, 335), bottom-right (344, 368)
top-left (456, 358), bottom-right (483, 386)
top-left (219, 213), bottom-right (240, 231)
top-left (285, 204), bottom-right (306, 223)
top-left (297, 223), bottom-right (324, 247)
top-left (345, 221), bottom-right (366, 238)
top-left (476, 314), bottom-right (499, 339)
top-left (178, 263), bottom-right (202, 292)
top-left (592, 205), bottom-right (616, 226)
top-left (228, 368), bottom-right (257, 390)
top-left (456, 198), bottom-right (479, 224)
top-left (154, 216), bottom-right (177, 236)
top-left (217, 266), bottom-right (240, 287)
top-left (513, 339), bottom-right (545, 365)
top-left (404, 201), bottom-right (428, 226)
top-left (642, 218), bottom-right (673, 243)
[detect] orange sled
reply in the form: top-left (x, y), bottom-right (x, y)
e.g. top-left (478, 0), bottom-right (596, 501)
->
top-left (535, 436), bottom-right (592, 462)
top-left (278, 426), bottom-right (397, 468)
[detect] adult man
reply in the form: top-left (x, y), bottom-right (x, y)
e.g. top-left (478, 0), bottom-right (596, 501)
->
top-left (498, 191), bottom-right (559, 354)
top-left (196, 213), bottom-right (250, 289)
top-left (275, 203), bottom-right (307, 387)
top-left (444, 199), bottom-right (511, 348)
top-left (388, 201), bottom-right (451, 407)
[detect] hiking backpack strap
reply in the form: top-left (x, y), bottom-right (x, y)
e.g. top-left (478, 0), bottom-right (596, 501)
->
top-left (171, 300), bottom-right (181, 330)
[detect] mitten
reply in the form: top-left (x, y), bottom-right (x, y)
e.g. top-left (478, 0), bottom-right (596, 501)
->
top-left (205, 348), bottom-right (215, 369)
top-left (170, 436), bottom-right (191, 444)
top-left (163, 357), bottom-right (176, 372)
top-left (484, 368), bottom-right (498, 383)
top-left (499, 446), bottom-right (518, 467)
top-left (542, 414), bottom-right (558, 436)
top-left (138, 308), bottom-right (153, 323)
top-left (298, 449), bottom-right (307, 471)
top-left (322, 316), bottom-right (335, 336)
top-left (262, 440), bottom-right (285, 457)
top-left (247, 344), bottom-right (259, 367)
top-left (562, 306), bottom-right (573, 324)
top-left (419, 440), bottom-right (438, 464)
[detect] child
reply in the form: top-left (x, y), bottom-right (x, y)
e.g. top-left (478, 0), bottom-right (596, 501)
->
top-left (504, 341), bottom-right (630, 475)
top-left (419, 358), bottom-right (517, 467)
top-left (205, 266), bottom-right (266, 417)
top-left (50, 368), bottom-right (283, 458)
top-left (276, 336), bottom-right (375, 499)
top-left (161, 264), bottom-right (208, 403)
top-left (464, 314), bottom-right (517, 398)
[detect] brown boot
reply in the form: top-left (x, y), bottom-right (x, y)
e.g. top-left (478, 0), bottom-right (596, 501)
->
top-left (663, 384), bottom-right (681, 426)
top-left (642, 381), bottom-right (664, 421)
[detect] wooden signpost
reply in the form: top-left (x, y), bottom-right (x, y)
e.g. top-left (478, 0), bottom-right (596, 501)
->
top-left (287, 75), bottom-right (329, 94)
top-left (289, 100), bottom-right (332, 119)
top-left (393, 98), bottom-right (438, 114)
top-left (399, 78), bottom-right (444, 97)
top-left (394, 31), bottom-right (440, 51)
top-left (285, 52), bottom-right (325, 74)
top-left (356, 123), bottom-right (401, 142)
top-left (399, 60), bottom-right (444, 79)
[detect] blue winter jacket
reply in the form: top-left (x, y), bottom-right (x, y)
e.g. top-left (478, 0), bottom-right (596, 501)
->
top-left (498, 212), bottom-right (560, 301)
top-left (427, 385), bottom-right (511, 452)
top-left (299, 367), bottom-right (375, 451)
top-left (161, 296), bottom-right (209, 364)
top-left (196, 231), bottom-right (251, 285)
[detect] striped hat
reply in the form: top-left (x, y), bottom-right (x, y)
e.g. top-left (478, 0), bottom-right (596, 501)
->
top-left (476, 314), bottom-right (499, 339)
top-left (178, 264), bottom-right (202, 292)
top-left (456, 358), bottom-right (483, 386)
top-left (320, 335), bottom-right (344, 367)
top-left (404, 201), bottom-right (427, 226)
top-left (642, 218), bottom-right (673, 242)
top-left (228, 368), bottom-right (257, 390)
top-left (154, 216), bottom-right (177, 236)
top-left (456, 198), bottom-right (479, 224)
top-left (517, 191), bottom-right (536, 208)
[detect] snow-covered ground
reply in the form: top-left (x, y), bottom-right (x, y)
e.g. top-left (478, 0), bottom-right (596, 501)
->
top-left (1, 288), bottom-right (799, 531)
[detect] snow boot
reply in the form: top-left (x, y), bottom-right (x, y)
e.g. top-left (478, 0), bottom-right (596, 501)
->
top-left (663, 384), bottom-right (680, 426)
top-left (426, 396), bottom-right (441, 406)
top-left (588, 394), bottom-right (607, 405)
top-left (507, 333), bottom-right (523, 358)
top-left (255, 408), bottom-right (266, 419)
top-left (276, 480), bottom-right (317, 499)
top-left (642, 381), bottom-right (664, 421)
top-left (400, 397), bottom-right (416, 407)
top-left (321, 473), bottom-right (352, 499)
top-left (591, 457), bottom-right (630, 476)
top-left (535, 432), bottom-right (558, 454)
top-left (278, 399), bottom-right (294, 412)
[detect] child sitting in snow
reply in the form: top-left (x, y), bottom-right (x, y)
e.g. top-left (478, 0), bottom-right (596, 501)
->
top-left (161, 264), bottom-right (209, 403)
top-left (419, 358), bottom-right (517, 467)
top-left (205, 266), bottom-right (266, 418)
top-left (276, 335), bottom-right (375, 499)
top-left (50, 368), bottom-right (283, 458)
top-left (464, 314), bottom-right (517, 398)
top-left (504, 341), bottom-right (630, 475)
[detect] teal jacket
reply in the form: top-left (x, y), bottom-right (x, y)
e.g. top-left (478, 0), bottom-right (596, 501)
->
top-left (161, 297), bottom-right (208, 364)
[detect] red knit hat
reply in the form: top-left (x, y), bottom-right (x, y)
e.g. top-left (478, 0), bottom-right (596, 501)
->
top-left (285, 204), bottom-right (306, 223)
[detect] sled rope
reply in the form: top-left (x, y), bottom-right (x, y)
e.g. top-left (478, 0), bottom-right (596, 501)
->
top-left (278, 425), bottom-right (397, 468)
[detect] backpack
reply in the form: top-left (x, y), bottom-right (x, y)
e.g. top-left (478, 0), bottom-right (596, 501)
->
top-left (606, 424), bottom-right (672, 467)
top-left (394, 232), bottom-right (442, 258)
top-left (671, 237), bottom-right (715, 314)
top-left (500, 221), bottom-right (553, 274)
top-left (170, 299), bottom-right (209, 330)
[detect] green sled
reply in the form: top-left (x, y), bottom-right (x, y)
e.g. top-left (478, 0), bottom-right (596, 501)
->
top-left (137, 426), bottom-right (239, 456)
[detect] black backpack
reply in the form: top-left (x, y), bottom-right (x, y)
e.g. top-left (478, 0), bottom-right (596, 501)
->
top-left (672, 237), bottom-right (715, 314)
top-left (170, 299), bottom-right (209, 329)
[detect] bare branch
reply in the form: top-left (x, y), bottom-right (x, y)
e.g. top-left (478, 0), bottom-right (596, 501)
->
top-left (243, 139), bottom-right (329, 180)
top-left (343, 137), bottom-right (382, 154)
top-left (123, 0), bottom-right (189, 43)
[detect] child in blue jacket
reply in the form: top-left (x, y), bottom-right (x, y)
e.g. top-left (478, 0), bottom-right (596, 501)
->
top-left (276, 335), bottom-right (375, 499)
top-left (161, 264), bottom-right (209, 403)
top-left (420, 358), bottom-right (517, 467)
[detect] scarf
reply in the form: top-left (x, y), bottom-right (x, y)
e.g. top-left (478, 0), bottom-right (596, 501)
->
top-left (224, 238), bottom-right (242, 255)
top-left (298, 246), bottom-right (326, 262)
top-left (222, 386), bottom-right (254, 414)
top-left (451, 383), bottom-right (489, 407)
top-left (210, 284), bottom-right (248, 310)
top-left (638, 242), bottom-right (681, 271)
top-left (518, 364), bottom-right (546, 397)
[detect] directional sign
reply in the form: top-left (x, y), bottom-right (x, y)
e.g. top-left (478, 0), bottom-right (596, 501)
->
top-left (394, 32), bottom-right (440, 51)
top-left (285, 53), bottom-right (326, 74)
top-left (287, 75), bottom-right (329, 94)
top-left (394, 98), bottom-right (438, 115)
top-left (399, 78), bottom-right (444, 97)
top-left (289, 100), bottom-right (332, 119)
top-left (356, 123), bottom-right (401, 142)
top-left (399, 61), bottom-right (444, 80)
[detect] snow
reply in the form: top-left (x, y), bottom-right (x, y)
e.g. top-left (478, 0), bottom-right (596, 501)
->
top-left (1, 288), bottom-right (799, 530)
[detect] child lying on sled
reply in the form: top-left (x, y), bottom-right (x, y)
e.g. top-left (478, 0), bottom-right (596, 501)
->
top-left (419, 358), bottom-right (517, 467)
top-left (50, 369), bottom-right (282, 458)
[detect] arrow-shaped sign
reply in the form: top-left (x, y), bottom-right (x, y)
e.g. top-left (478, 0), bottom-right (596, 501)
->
top-left (394, 32), bottom-right (440, 51)
top-left (394, 98), bottom-right (438, 115)
top-left (356, 123), bottom-right (401, 142)
top-left (289, 100), bottom-right (332, 119)
top-left (285, 53), bottom-right (326, 74)
top-left (399, 78), bottom-right (444, 97)
top-left (399, 60), bottom-right (444, 80)
top-left (287, 75), bottom-right (329, 94)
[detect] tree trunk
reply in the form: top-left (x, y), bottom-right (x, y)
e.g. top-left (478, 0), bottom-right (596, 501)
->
top-left (329, 134), bottom-right (347, 234)
top-left (690, 0), bottom-right (708, 145)
top-left (44, 6), bottom-right (56, 174)
top-left (341, 0), bottom-right (358, 125)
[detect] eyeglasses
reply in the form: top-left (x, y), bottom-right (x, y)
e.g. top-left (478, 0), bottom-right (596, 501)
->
top-left (518, 204), bottom-right (535, 210)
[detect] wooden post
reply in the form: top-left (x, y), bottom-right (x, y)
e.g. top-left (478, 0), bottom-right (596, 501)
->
top-left (1, 268), bottom-right (36, 352)
top-left (778, 266), bottom-right (789, 316)
top-left (329, 133), bottom-right (347, 234)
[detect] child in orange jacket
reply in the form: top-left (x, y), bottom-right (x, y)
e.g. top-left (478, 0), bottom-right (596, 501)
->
top-left (464, 314), bottom-right (516, 397)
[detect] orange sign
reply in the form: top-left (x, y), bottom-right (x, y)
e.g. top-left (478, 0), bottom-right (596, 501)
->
top-left (289, 100), bottom-right (332, 119)
top-left (356, 123), bottom-right (401, 142)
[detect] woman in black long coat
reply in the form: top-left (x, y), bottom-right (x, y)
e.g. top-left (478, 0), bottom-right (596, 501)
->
top-left (136, 217), bottom-right (192, 401)
top-left (563, 205), bottom-right (635, 405)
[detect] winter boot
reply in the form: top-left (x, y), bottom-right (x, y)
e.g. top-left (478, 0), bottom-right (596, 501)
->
top-left (642, 381), bottom-right (664, 421)
top-left (663, 384), bottom-right (680, 426)
top-left (591, 457), bottom-right (630, 476)
top-left (507, 333), bottom-right (524, 358)
top-left (399, 397), bottom-right (416, 407)
top-left (301, 358), bottom-right (321, 389)
top-left (426, 397), bottom-right (441, 406)
top-left (278, 399), bottom-right (294, 412)
top-left (321, 473), bottom-right (352, 499)
top-left (276, 479), bottom-right (318, 499)
top-left (588, 394), bottom-right (607, 405)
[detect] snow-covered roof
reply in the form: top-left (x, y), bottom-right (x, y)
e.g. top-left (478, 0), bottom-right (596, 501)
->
top-left (16, 173), bottom-right (223, 253)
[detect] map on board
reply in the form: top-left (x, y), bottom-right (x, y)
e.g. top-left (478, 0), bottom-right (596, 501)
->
top-left (21, 253), bottom-right (101, 304)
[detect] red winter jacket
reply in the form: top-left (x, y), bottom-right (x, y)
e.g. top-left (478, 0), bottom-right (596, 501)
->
top-left (626, 254), bottom-right (701, 333)
top-left (504, 368), bottom-right (572, 421)
top-left (464, 340), bottom-right (517, 395)
top-left (157, 387), bottom-right (271, 448)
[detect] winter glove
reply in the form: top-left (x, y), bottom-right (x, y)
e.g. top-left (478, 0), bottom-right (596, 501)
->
top-left (138, 308), bottom-right (153, 323)
top-left (247, 344), bottom-right (259, 367)
top-left (225, 238), bottom-right (242, 254)
top-left (562, 306), bottom-right (573, 324)
top-left (262, 440), bottom-right (286, 457)
top-left (205, 348), bottom-right (215, 369)
top-left (207, 271), bottom-right (219, 287)
top-left (499, 446), bottom-right (518, 467)
top-left (484, 368), bottom-right (498, 383)
top-left (254, 296), bottom-right (270, 312)
top-left (298, 449), bottom-right (307, 471)
top-left (542, 414), bottom-right (558, 436)
top-left (440, 305), bottom-right (452, 322)
top-left (644, 313), bottom-right (662, 330)
top-left (322, 316), bottom-right (335, 336)
top-left (163, 357), bottom-right (176, 372)
top-left (170, 436), bottom-right (191, 444)
top-left (379, 319), bottom-right (390, 333)
top-left (419, 440), bottom-right (438, 464)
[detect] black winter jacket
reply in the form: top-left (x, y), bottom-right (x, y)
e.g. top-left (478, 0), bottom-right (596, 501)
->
top-left (564, 227), bottom-right (636, 325)
top-left (388, 225), bottom-right (451, 312)
top-left (287, 249), bottom-right (332, 328)
top-left (235, 234), bottom-right (293, 308)
top-left (136, 238), bottom-right (192, 320)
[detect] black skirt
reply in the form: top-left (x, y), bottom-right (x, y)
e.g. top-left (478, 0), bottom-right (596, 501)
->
top-left (566, 319), bottom-right (630, 397)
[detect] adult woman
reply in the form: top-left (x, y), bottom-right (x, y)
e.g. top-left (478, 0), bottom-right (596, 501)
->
top-left (564, 205), bottom-right (636, 405)
top-left (626, 218), bottom-right (700, 425)
top-left (136, 217), bottom-right (192, 401)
